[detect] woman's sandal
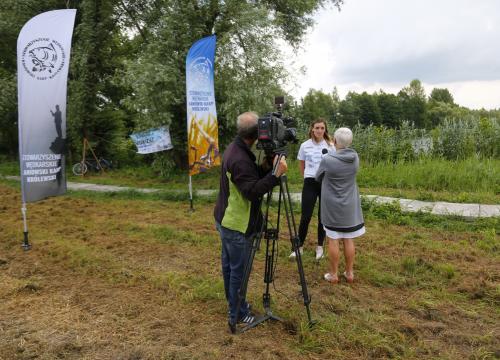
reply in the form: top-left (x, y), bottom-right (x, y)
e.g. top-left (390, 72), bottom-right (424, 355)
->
top-left (342, 272), bottom-right (354, 284)
top-left (324, 273), bottom-right (339, 284)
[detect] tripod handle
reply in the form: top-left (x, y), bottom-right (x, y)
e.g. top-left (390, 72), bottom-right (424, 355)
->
top-left (272, 153), bottom-right (287, 177)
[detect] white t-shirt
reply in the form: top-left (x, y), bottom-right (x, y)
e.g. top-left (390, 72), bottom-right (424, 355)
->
top-left (297, 139), bottom-right (335, 178)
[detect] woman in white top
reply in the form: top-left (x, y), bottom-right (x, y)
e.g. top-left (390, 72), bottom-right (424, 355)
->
top-left (290, 118), bottom-right (334, 260)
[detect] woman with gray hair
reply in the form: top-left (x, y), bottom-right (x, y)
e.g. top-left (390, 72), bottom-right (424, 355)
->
top-left (315, 127), bottom-right (365, 284)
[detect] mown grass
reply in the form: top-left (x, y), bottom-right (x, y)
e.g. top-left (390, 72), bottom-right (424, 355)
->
top-left (1, 183), bottom-right (498, 359)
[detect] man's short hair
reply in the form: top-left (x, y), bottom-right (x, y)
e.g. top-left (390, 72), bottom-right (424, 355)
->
top-left (334, 127), bottom-right (353, 148)
top-left (237, 112), bottom-right (259, 140)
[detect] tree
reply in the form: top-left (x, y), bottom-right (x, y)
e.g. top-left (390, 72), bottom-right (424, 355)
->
top-left (0, 70), bottom-right (17, 156)
top-left (398, 79), bottom-right (428, 128)
top-left (119, 0), bottom-right (343, 168)
top-left (356, 91), bottom-right (382, 126)
top-left (427, 88), bottom-right (460, 127)
top-left (337, 92), bottom-right (361, 128)
top-left (427, 102), bottom-right (468, 128)
top-left (67, 0), bottom-right (129, 163)
top-left (429, 87), bottom-right (454, 105)
top-left (375, 91), bottom-right (402, 128)
top-left (299, 88), bottom-right (338, 128)
top-left (0, 0), bottom-right (344, 166)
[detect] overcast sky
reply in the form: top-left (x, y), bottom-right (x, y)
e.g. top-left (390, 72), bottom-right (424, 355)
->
top-left (285, 0), bottom-right (500, 109)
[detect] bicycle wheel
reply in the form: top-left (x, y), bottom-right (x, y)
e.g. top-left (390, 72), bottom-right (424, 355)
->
top-left (72, 162), bottom-right (88, 176)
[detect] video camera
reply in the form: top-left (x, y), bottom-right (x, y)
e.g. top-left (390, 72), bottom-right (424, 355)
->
top-left (256, 96), bottom-right (298, 154)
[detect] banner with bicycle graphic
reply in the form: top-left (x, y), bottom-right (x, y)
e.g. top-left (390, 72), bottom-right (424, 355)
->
top-left (17, 9), bottom-right (76, 203)
top-left (186, 35), bottom-right (220, 176)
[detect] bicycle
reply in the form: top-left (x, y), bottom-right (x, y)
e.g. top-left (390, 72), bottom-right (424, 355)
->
top-left (72, 158), bottom-right (112, 176)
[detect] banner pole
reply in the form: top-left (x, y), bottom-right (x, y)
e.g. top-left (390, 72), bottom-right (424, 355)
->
top-left (189, 175), bottom-right (194, 211)
top-left (21, 203), bottom-right (31, 251)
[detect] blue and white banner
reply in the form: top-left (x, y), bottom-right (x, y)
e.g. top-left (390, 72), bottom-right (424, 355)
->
top-left (130, 126), bottom-right (173, 154)
top-left (186, 35), bottom-right (220, 175)
top-left (17, 9), bottom-right (76, 203)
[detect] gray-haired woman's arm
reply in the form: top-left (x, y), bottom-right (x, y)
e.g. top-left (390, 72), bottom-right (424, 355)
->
top-left (315, 158), bottom-right (326, 183)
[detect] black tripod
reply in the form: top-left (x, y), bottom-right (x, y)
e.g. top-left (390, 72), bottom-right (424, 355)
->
top-left (232, 156), bottom-right (313, 333)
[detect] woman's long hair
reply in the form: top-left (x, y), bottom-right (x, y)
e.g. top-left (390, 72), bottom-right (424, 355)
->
top-left (308, 118), bottom-right (332, 143)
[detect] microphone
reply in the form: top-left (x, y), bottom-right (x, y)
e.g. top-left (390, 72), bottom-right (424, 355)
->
top-left (322, 148), bottom-right (328, 155)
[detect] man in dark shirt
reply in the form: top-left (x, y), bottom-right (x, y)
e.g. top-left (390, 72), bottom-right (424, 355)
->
top-left (214, 111), bottom-right (287, 332)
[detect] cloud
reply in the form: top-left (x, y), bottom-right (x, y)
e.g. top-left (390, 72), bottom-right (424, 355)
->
top-left (285, 0), bottom-right (500, 109)
top-left (335, 47), bottom-right (500, 84)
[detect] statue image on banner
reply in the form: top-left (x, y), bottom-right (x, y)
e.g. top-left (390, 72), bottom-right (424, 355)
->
top-left (49, 104), bottom-right (65, 186)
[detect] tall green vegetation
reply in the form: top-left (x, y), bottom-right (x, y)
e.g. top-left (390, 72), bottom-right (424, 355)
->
top-left (358, 157), bottom-right (499, 196)
top-left (68, 0), bottom-right (129, 163)
top-left (351, 118), bottom-right (500, 164)
top-left (118, 0), bottom-right (343, 169)
top-left (0, 0), bottom-right (344, 170)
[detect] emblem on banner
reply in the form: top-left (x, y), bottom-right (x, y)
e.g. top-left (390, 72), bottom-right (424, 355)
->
top-left (190, 57), bottom-right (212, 88)
top-left (21, 38), bottom-right (66, 80)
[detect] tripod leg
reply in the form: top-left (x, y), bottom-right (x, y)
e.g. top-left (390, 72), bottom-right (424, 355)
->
top-left (263, 228), bottom-right (277, 311)
top-left (279, 176), bottom-right (314, 325)
top-left (241, 220), bottom-right (284, 333)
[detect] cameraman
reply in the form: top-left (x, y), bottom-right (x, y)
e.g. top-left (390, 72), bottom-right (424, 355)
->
top-left (214, 111), bottom-right (288, 333)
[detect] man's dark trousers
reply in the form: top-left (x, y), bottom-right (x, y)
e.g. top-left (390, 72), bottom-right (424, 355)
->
top-left (216, 222), bottom-right (251, 324)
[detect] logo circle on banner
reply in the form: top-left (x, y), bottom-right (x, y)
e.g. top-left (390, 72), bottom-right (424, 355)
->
top-left (21, 38), bottom-right (66, 80)
top-left (190, 56), bottom-right (212, 89)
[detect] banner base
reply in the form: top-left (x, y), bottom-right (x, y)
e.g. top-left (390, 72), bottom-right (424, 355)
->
top-left (22, 231), bottom-right (31, 251)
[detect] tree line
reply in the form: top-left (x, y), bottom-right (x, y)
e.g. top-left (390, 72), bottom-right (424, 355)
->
top-left (293, 80), bottom-right (500, 133)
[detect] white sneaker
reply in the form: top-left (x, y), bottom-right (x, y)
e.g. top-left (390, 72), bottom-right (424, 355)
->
top-left (315, 246), bottom-right (324, 260)
top-left (289, 247), bottom-right (303, 259)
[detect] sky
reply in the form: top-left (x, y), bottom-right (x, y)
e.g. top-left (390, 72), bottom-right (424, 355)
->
top-left (284, 0), bottom-right (500, 109)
